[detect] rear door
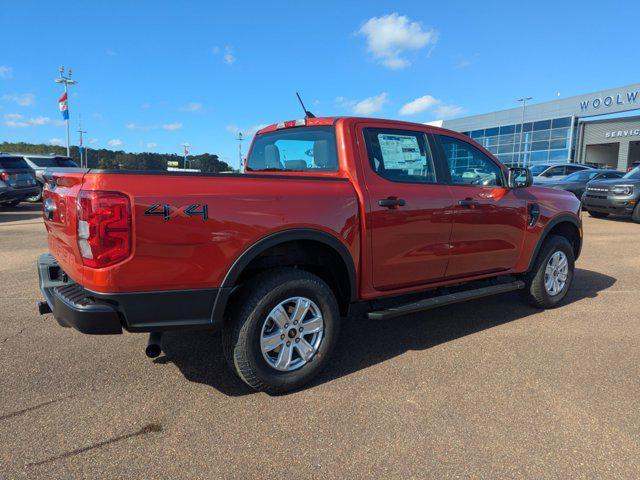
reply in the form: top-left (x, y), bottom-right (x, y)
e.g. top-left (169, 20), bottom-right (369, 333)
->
top-left (358, 124), bottom-right (453, 290)
top-left (434, 134), bottom-right (527, 279)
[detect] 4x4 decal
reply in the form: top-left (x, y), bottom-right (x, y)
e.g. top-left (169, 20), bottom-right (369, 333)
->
top-left (144, 204), bottom-right (209, 221)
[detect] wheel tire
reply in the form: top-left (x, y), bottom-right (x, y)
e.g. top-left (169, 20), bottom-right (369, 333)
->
top-left (632, 204), bottom-right (640, 224)
top-left (26, 186), bottom-right (43, 203)
top-left (223, 268), bottom-right (340, 394)
top-left (522, 234), bottom-right (575, 309)
top-left (588, 210), bottom-right (609, 218)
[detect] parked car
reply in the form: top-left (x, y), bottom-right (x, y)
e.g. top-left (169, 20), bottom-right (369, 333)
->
top-left (37, 116), bottom-right (582, 393)
top-left (582, 165), bottom-right (640, 222)
top-left (0, 154), bottom-right (39, 207)
top-left (541, 169), bottom-right (623, 199)
top-left (20, 154), bottom-right (78, 202)
top-left (628, 160), bottom-right (640, 172)
top-left (531, 163), bottom-right (594, 183)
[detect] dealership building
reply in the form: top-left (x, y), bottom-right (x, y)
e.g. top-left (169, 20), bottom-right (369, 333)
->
top-left (440, 83), bottom-right (640, 171)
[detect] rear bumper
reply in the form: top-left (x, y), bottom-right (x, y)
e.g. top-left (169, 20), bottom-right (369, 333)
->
top-left (37, 254), bottom-right (231, 335)
top-left (0, 186), bottom-right (39, 202)
top-left (582, 194), bottom-right (637, 216)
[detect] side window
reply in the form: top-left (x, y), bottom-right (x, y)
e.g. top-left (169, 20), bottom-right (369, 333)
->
top-left (566, 165), bottom-right (583, 174)
top-left (363, 128), bottom-right (437, 184)
top-left (438, 135), bottom-right (503, 186)
top-left (544, 166), bottom-right (564, 177)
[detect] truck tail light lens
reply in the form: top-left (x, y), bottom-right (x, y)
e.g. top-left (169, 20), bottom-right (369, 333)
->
top-left (77, 190), bottom-right (131, 268)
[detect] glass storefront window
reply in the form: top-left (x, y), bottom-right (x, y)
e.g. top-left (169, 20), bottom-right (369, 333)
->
top-left (498, 134), bottom-right (516, 144)
top-left (548, 149), bottom-right (569, 161)
top-left (470, 130), bottom-right (484, 139)
top-left (530, 150), bottom-right (549, 162)
top-left (550, 127), bottom-right (569, 139)
top-left (498, 144), bottom-right (514, 154)
top-left (531, 141), bottom-right (550, 151)
top-left (550, 138), bottom-right (569, 149)
top-left (533, 120), bottom-right (552, 131)
top-left (484, 127), bottom-right (499, 136)
top-left (499, 125), bottom-right (515, 135)
top-left (485, 136), bottom-right (499, 147)
top-left (531, 130), bottom-right (550, 141)
top-left (551, 117), bottom-right (571, 129)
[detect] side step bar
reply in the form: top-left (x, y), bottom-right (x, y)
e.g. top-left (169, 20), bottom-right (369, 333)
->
top-left (367, 280), bottom-right (525, 320)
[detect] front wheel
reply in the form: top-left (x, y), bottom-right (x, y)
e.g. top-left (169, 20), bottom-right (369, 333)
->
top-left (223, 268), bottom-right (340, 394)
top-left (522, 235), bottom-right (575, 309)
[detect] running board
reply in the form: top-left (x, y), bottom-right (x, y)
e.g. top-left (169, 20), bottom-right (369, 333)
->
top-left (367, 280), bottom-right (525, 320)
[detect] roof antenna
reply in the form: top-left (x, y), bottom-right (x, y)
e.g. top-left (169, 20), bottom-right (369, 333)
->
top-left (296, 92), bottom-right (316, 119)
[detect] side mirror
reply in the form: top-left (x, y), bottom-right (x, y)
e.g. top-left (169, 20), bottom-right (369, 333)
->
top-left (508, 167), bottom-right (533, 188)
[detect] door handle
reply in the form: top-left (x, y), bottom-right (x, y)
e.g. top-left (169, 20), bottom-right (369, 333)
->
top-left (378, 197), bottom-right (406, 209)
top-left (458, 198), bottom-right (480, 208)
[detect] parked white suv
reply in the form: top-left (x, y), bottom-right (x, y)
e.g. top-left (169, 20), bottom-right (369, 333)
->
top-left (531, 163), bottom-right (594, 183)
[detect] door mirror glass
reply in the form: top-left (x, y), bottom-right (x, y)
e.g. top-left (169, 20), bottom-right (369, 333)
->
top-left (508, 167), bottom-right (532, 188)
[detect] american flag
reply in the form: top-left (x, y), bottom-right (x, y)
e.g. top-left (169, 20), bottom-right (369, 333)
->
top-left (59, 92), bottom-right (69, 120)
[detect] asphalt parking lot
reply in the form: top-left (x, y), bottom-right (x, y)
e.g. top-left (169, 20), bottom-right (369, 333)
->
top-left (1, 204), bottom-right (638, 479)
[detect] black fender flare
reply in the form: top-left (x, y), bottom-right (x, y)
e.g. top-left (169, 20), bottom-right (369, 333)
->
top-left (526, 214), bottom-right (582, 271)
top-left (222, 228), bottom-right (357, 300)
top-left (211, 229), bottom-right (358, 324)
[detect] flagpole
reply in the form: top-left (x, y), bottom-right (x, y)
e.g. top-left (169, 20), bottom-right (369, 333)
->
top-left (64, 82), bottom-right (70, 157)
top-left (55, 66), bottom-right (77, 158)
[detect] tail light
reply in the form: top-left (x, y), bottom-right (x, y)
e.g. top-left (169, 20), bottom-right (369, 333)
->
top-left (77, 190), bottom-right (131, 268)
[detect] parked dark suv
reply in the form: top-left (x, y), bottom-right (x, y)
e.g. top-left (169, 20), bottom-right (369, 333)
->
top-left (583, 165), bottom-right (640, 222)
top-left (0, 154), bottom-right (39, 207)
top-left (21, 154), bottom-right (78, 202)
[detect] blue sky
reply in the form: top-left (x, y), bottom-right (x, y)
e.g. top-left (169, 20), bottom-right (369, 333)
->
top-left (0, 0), bottom-right (637, 168)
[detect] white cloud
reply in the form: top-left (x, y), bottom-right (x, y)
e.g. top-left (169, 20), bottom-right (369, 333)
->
top-left (225, 123), bottom-right (269, 136)
top-left (397, 94), bottom-right (465, 119)
top-left (2, 113), bottom-right (65, 127)
top-left (399, 95), bottom-right (439, 115)
top-left (357, 13), bottom-right (438, 69)
top-left (340, 93), bottom-right (388, 115)
top-left (48, 138), bottom-right (63, 146)
top-left (433, 104), bottom-right (465, 118)
top-left (162, 122), bottom-right (182, 131)
top-left (0, 66), bottom-right (13, 79)
top-left (181, 102), bottom-right (202, 112)
top-left (146, 142), bottom-right (158, 149)
top-left (223, 46), bottom-right (236, 64)
top-left (108, 139), bottom-right (123, 147)
top-left (2, 93), bottom-right (35, 106)
top-left (213, 45), bottom-right (236, 64)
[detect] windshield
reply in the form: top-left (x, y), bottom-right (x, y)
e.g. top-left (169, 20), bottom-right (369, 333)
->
top-left (246, 126), bottom-right (338, 172)
top-left (623, 166), bottom-right (640, 179)
top-left (564, 170), bottom-right (599, 182)
top-left (29, 157), bottom-right (77, 168)
top-left (0, 157), bottom-right (29, 170)
top-left (529, 165), bottom-right (547, 176)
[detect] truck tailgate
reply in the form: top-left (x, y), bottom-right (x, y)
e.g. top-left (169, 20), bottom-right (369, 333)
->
top-left (42, 170), bottom-right (87, 285)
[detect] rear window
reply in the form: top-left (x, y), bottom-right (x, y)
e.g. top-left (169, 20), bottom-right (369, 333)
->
top-left (29, 157), bottom-right (77, 168)
top-left (0, 157), bottom-right (29, 170)
top-left (246, 126), bottom-right (338, 172)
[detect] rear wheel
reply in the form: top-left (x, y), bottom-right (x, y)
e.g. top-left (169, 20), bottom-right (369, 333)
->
top-left (223, 268), bottom-right (340, 394)
top-left (522, 235), bottom-right (575, 309)
top-left (588, 210), bottom-right (609, 218)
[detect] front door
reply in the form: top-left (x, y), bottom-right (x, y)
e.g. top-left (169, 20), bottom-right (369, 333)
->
top-left (359, 126), bottom-right (454, 291)
top-left (435, 134), bottom-right (527, 279)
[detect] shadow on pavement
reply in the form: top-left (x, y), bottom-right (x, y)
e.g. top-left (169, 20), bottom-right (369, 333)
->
top-left (0, 203), bottom-right (42, 224)
top-left (160, 268), bottom-right (615, 397)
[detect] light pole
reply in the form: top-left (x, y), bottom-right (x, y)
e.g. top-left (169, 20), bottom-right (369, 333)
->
top-left (55, 66), bottom-right (77, 158)
top-left (236, 132), bottom-right (244, 171)
top-left (77, 116), bottom-right (87, 167)
top-left (516, 96), bottom-right (532, 168)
